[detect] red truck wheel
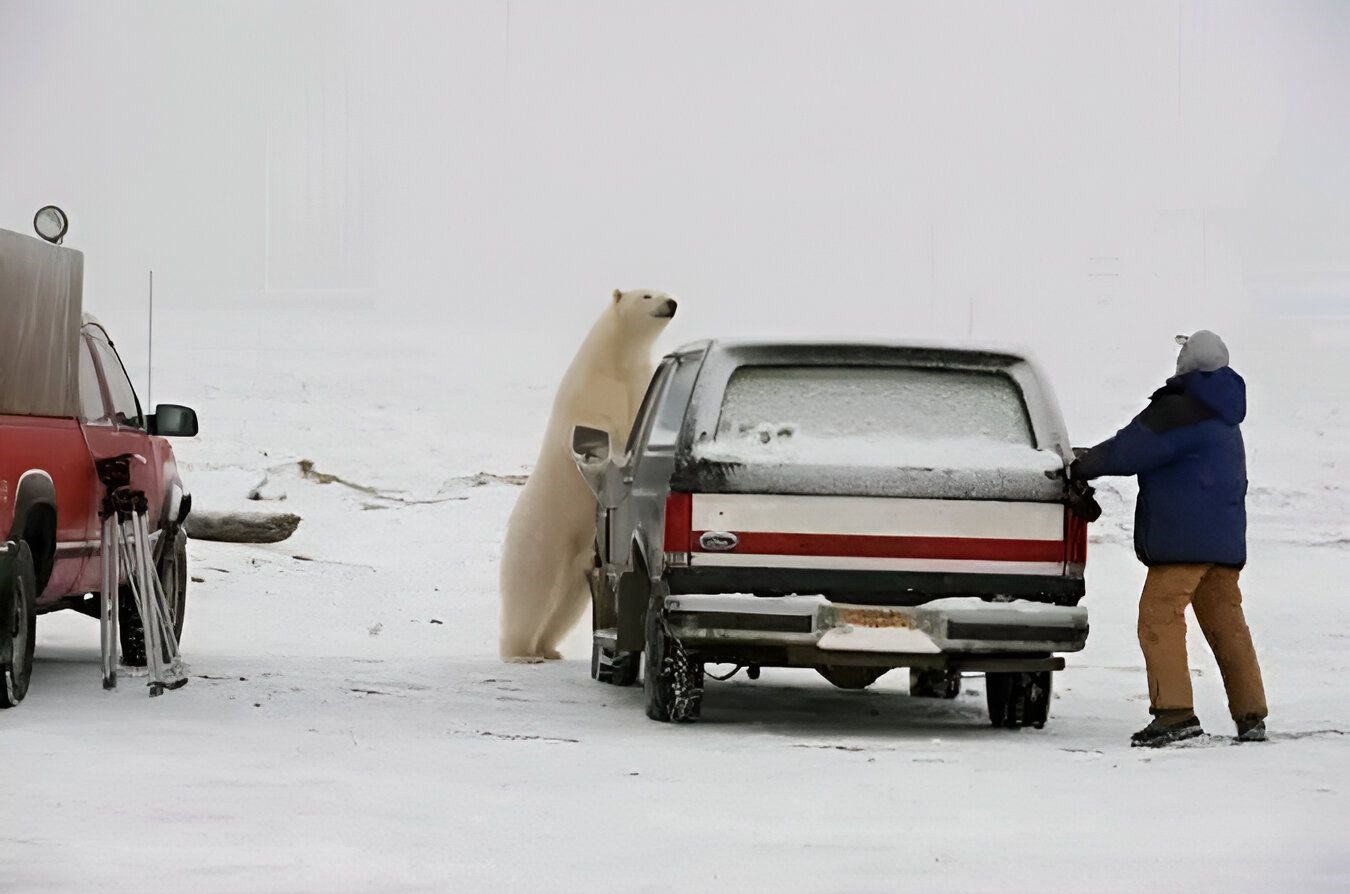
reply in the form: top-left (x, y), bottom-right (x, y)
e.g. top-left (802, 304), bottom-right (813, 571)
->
top-left (1, 542), bottom-right (38, 708)
top-left (119, 528), bottom-right (188, 667)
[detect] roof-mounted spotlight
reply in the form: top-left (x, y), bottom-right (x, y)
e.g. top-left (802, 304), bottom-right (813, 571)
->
top-left (34, 205), bottom-right (69, 244)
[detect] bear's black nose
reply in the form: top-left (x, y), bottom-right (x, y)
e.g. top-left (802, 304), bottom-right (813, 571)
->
top-left (655, 298), bottom-right (678, 319)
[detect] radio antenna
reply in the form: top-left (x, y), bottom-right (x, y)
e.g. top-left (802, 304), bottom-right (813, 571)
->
top-left (147, 270), bottom-right (154, 409)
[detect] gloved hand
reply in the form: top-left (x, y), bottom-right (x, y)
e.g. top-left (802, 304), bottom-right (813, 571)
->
top-left (1066, 474), bottom-right (1102, 522)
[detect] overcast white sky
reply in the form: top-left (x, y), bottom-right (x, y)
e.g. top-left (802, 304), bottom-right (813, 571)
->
top-left (2, 1), bottom-right (1347, 390)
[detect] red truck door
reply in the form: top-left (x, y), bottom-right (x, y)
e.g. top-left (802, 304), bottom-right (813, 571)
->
top-left (82, 331), bottom-right (154, 482)
top-left (75, 331), bottom-right (158, 590)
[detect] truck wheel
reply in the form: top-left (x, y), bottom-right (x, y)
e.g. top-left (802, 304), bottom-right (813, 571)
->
top-left (817, 666), bottom-right (887, 690)
top-left (986, 671), bottom-right (1052, 729)
top-left (643, 607), bottom-right (702, 723)
top-left (910, 668), bottom-right (962, 699)
top-left (120, 528), bottom-right (188, 668)
top-left (1, 542), bottom-right (38, 708)
top-left (591, 639), bottom-right (641, 687)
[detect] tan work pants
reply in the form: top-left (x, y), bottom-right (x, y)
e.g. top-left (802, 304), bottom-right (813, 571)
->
top-left (1138, 563), bottom-right (1268, 721)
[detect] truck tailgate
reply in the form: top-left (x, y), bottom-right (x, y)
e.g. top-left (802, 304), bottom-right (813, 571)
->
top-left (686, 493), bottom-right (1067, 577)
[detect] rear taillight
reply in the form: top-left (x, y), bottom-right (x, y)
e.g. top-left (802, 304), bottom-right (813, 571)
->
top-left (1065, 507), bottom-right (1088, 574)
top-left (663, 491), bottom-right (692, 558)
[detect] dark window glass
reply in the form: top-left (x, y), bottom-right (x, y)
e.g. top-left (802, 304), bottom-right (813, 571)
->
top-left (626, 361), bottom-right (674, 455)
top-left (90, 339), bottom-right (142, 428)
top-left (78, 339), bottom-right (107, 422)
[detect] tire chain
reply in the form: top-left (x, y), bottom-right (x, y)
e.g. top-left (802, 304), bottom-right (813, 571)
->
top-left (661, 617), bottom-right (702, 722)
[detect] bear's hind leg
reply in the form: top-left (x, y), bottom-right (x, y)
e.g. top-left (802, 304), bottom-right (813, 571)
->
top-left (499, 553), bottom-right (550, 662)
top-left (499, 604), bottom-right (545, 662)
top-left (533, 584), bottom-right (589, 660)
top-left (530, 551), bottom-right (594, 659)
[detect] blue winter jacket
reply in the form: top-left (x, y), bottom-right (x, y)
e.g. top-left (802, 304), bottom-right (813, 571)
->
top-left (1075, 368), bottom-right (1248, 567)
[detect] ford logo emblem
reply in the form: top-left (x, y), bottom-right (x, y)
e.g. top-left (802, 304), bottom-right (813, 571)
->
top-left (699, 531), bottom-right (739, 552)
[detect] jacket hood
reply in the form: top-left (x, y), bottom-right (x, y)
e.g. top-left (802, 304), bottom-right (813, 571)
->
top-left (1176, 329), bottom-right (1230, 375)
top-left (1176, 367), bottom-right (1246, 425)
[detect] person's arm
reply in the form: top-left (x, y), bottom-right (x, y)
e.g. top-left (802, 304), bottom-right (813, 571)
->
top-left (1073, 395), bottom-right (1206, 480)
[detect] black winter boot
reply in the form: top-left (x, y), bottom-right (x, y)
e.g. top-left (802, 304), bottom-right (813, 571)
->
top-left (1131, 712), bottom-right (1204, 747)
top-left (1236, 716), bottom-right (1267, 742)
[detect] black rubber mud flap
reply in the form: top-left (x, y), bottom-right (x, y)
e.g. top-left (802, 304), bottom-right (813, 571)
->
top-left (910, 668), bottom-right (962, 699)
top-left (616, 570), bottom-right (648, 653)
top-left (986, 670), bottom-right (1053, 729)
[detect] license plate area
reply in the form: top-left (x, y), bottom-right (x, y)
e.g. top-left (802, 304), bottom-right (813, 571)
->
top-left (817, 604), bottom-right (941, 653)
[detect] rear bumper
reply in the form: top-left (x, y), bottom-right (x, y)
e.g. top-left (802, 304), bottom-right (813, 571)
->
top-left (666, 566), bottom-right (1084, 606)
top-left (664, 593), bottom-right (1088, 667)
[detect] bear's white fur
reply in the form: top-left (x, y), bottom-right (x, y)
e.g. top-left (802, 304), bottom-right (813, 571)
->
top-left (498, 288), bottom-right (678, 661)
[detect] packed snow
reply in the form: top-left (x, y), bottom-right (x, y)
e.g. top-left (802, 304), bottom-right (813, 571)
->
top-left (694, 425), bottom-right (1066, 502)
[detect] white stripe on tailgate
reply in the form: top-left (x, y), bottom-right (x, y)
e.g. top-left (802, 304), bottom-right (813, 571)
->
top-left (691, 493), bottom-right (1063, 540)
top-left (690, 552), bottom-right (1066, 576)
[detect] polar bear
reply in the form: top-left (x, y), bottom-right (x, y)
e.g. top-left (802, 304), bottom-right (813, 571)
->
top-left (499, 288), bottom-right (679, 661)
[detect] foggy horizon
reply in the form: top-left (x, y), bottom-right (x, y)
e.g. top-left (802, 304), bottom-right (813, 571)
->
top-left (4, 3), bottom-right (1346, 340)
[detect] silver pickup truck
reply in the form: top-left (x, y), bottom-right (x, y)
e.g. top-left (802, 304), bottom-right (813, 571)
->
top-left (572, 340), bottom-right (1091, 727)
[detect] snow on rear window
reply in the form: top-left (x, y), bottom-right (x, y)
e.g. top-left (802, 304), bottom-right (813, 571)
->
top-left (715, 365), bottom-right (1034, 448)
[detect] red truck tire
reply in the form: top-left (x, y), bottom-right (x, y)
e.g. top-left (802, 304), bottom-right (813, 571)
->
top-left (117, 528), bottom-right (188, 667)
top-left (1, 542), bottom-right (38, 708)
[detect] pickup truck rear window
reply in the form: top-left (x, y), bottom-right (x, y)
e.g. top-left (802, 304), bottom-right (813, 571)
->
top-left (714, 365), bottom-right (1034, 450)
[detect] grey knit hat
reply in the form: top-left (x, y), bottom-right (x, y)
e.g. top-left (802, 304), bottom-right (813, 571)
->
top-left (1175, 329), bottom-right (1230, 375)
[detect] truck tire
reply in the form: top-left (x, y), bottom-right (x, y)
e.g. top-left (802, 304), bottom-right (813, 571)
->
top-left (643, 606), bottom-right (702, 723)
top-left (1, 542), bottom-right (38, 708)
top-left (817, 666), bottom-right (887, 690)
top-left (910, 668), bottom-right (962, 699)
top-left (986, 670), bottom-right (1052, 729)
top-left (120, 527), bottom-right (188, 668)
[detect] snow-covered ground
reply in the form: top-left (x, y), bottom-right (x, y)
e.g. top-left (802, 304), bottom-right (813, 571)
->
top-left (2, 306), bottom-right (1347, 893)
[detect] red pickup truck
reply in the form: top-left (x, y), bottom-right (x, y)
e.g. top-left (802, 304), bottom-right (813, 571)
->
top-left (1, 226), bottom-right (197, 708)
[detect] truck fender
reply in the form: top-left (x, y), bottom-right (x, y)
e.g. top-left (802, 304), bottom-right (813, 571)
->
top-left (7, 470), bottom-right (57, 590)
top-left (163, 481), bottom-right (191, 531)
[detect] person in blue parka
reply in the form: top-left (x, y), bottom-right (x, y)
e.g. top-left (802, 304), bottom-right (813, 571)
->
top-left (1072, 330), bottom-right (1268, 747)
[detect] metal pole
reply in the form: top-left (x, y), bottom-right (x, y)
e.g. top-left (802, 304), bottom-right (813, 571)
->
top-left (100, 514), bottom-right (118, 690)
top-left (130, 513), bottom-right (167, 696)
top-left (147, 270), bottom-right (154, 410)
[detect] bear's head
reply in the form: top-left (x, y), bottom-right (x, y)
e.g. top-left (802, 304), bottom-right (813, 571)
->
top-left (612, 288), bottom-right (678, 331)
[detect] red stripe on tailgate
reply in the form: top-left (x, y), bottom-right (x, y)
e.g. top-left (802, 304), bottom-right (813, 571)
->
top-left (694, 531), bottom-right (1064, 563)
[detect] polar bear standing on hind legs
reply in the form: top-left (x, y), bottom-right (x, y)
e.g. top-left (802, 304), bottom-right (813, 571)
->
top-left (499, 288), bottom-right (679, 662)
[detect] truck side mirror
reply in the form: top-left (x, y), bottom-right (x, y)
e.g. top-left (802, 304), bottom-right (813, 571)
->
top-left (149, 404), bottom-right (199, 437)
top-left (572, 425), bottom-right (611, 463)
top-left (571, 424), bottom-right (611, 497)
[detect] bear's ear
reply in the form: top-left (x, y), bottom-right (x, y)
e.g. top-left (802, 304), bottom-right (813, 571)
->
top-left (613, 288), bottom-right (623, 304)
